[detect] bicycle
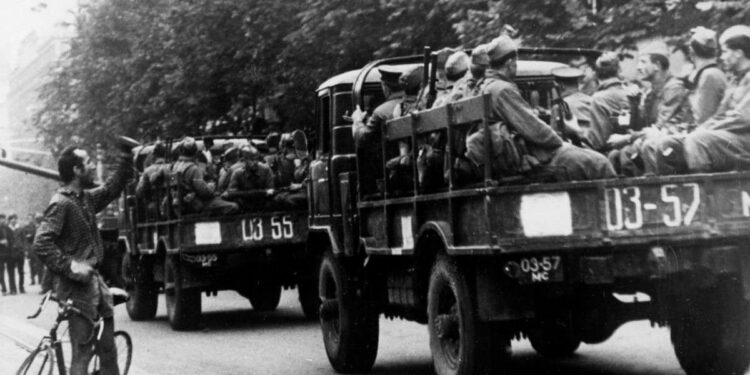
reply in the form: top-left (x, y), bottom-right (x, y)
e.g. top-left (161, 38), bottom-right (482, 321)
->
top-left (17, 288), bottom-right (133, 375)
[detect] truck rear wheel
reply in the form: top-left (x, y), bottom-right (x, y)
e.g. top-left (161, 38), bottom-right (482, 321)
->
top-left (319, 251), bottom-right (378, 373)
top-left (670, 276), bottom-right (750, 375)
top-left (527, 319), bottom-right (581, 357)
top-left (248, 280), bottom-right (282, 311)
top-left (164, 255), bottom-right (201, 330)
top-left (428, 254), bottom-right (509, 375)
top-left (122, 255), bottom-right (158, 321)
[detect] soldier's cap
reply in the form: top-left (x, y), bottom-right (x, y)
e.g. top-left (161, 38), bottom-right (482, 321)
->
top-left (240, 145), bottom-right (259, 160)
top-left (595, 51), bottom-right (620, 71)
top-left (34, 213), bottom-right (43, 221)
top-left (552, 66), bottom-right (584, 81)
top-left (720, 25), bottom-right (750, 44)
top-left (434, 47), bottom-right (458, 69)
top-left (445, 51), bottom-right (470, 79)
top-left (180, 137), bottom-right (198, 156)
top-left (486, 35), bottom-right (519, 65)
top-left (470, 44), bottom-right (490, 68)
top-left (222, 146), bottom-right (239, 161)
top-left (399, 65), bottom-right (424, 93)
top-left (690, 26), bottom-right (718, 51)
top-left (378, 66), bottom-right (402, 87)
top-left (265, 132), bottom-right (280, 151)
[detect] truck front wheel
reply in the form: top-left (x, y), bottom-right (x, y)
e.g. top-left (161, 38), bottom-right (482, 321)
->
top-left (319, 251), bottom-right (378, 373)
top-left (164, 255), bottom-right (201, 330)
top-left (122, 255), bottom-right (158, 321)
top-left (428, 254), bottom-right (509, 375)
top-left (670, 276), bottom-right (750, 375)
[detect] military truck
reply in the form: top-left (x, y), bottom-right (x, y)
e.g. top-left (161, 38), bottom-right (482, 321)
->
top-left (309, 48), bottom-right (750, 375)
top-left (120, 136), bottom-right (320, 330)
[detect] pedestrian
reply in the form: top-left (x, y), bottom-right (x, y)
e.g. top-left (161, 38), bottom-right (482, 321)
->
top-left (33, 140), bottom-right (134, 375)
top-left (0, 213), bottom-right (13, 295)
top-left (24, 213), bottom-right (43, 286)
top-left (9, 213), bottom-right (26, 293)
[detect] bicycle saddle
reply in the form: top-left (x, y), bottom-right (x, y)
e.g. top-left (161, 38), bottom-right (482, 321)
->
top-left (110, 287), bottom-right (130, 306)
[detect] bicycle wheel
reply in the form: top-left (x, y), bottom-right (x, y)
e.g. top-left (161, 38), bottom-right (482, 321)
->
top-left (89, 331), bottom-right (133, 375)
top-left (16, 346), bottom-right (55, 375)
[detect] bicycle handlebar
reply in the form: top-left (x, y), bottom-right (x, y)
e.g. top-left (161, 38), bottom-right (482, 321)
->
top-left (27, 291), bottom-right (83, 320)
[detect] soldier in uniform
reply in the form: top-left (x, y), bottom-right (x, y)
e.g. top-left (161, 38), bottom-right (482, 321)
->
top-left (478, 35), bottom-right (615, 181)
top-left (586, 52), bottom-right (632, 154)
top-left (569, 55), bottom-right (598, 96)
top-left (611, 50), bottom-right (691, 176)
top-left (226, 145), bottom-right (275, 211)
top-left (352, 66), bottom-right (404, 197)
top-left (217, 146), bottom-right (240, 194)
top-left (264, 132), bottom-right (281, 166)
top-left (645, 27), bottom-right (728, 175)
top-left (433, 51), bottom-right (470, 107)
top-left (553, 66), bottom-right (593, 144)
top-left (387, 66), bottom-right (424, 193)
top-left (172, 137), bottom-right (239, 215)
top-left (135, 142), bottom-right (170, 218)
top-left (680, 25), bottom-right (750, 172)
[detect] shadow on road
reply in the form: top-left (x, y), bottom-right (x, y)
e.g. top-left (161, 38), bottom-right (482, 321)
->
top-left (153, 307), bottom-right (317, 332)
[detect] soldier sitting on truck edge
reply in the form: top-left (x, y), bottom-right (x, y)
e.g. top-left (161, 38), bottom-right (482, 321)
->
top-left (677, 25), bottom-right (750, 173)
top-left (432, 51), bottom-right (470, 108)
top-left (352, 66), bottom-right (404, 198)
top-left (269, 134), bottom-right (307, 210)
top-left (478, 35), bottom-right (616, 181)
top-left (171, 137), bottom-right (239, 216)
top-left (135, 141), bottom-right (170, 218)
top-left (226, 145), bottom-right (274, 211)
top-left (216, 145), bottom-right (240, 194)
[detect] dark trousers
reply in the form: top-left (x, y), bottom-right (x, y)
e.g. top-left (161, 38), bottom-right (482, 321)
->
top-left (69, 316), bottom-right (119, 375)
top-left (29, 256), bottom-right (42, 284)
top-left (12, 257), bottom-right (24, 292)
top-left (0, 256), bottom-right (16, 293)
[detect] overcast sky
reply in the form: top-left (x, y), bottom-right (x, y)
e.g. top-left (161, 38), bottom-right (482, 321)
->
top-left (0, 0), bottom-right (78, 67)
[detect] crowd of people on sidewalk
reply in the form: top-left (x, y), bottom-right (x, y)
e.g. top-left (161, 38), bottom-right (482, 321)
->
top-left (0, 212), bottom-right (49, 296)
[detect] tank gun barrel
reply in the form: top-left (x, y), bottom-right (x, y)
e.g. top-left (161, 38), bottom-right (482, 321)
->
top-left (0, 157), bottom-right (59, 181)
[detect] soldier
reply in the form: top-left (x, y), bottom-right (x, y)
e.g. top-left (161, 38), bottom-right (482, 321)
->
top-left (553, 66), bottom-right (593, 144)
top-left (478, 35), bottom-right (615, 181)
top-left (135, 142), bottom-right (170, 217)
top-left (172, 137), bottom-right (239, 215)
top-left (586, 52), bottom-right (632, 153)
top-left (680, 25), bottom-right (750, 172)
top-left (433, 51), bottom-right (470, 107)
top-left (226, 145), bottom-right (275, 211)
top-left (217, 146), bottom-right (240, 194)
top-left (466, 44), bottom-right (490, 96)
top-left (352, 66), bottom-right (404, 197)
top-left (386, 66), bottom-right (424, 193)
top-left (264, 132), bottom-right (281, 167)
top-left (644, 27), bottom-right (729, 175)
top-left (569, 55), bottom-right (598, 96)
top-left (0, 214), bottom-right (13, 295)
top-left (610, 50), bottom-right (691, 176)
top-left (268, 133), bottom-right (297, 188)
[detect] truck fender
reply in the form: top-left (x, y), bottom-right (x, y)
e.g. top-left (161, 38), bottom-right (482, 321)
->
top-left (307, 226), bottom-right (340, 255)
top-left (415, 221), bottom-right (453, 255)
top-left (118, 235), bottom-right (133, 255)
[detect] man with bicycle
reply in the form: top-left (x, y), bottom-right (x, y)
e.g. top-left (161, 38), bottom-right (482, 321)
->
top-left (33, 140), bottom-right (133, 375)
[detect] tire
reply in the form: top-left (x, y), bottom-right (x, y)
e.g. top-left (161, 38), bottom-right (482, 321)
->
top-left (299, 256), bottom-right (322, 320)
top-left (319, 251), bottom-right (379, 373)
top-left (164, 255), bottom-right (201, 330)
top-left (16, 347), bottom-right (55, 375)
top-left (670, 276), bottom-right (750, 375)
top-left (428, 254), bottom-right (509, 375)
top-left (89, 331), bottom-right (133, 375)
top-left (123, 255), bottom-right (158, 321)
top-left (248, 280), bottom-right (282, 311)
top-left (528, 319), bottom-right (581, 357)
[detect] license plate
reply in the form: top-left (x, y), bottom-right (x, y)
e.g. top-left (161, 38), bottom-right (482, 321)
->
top-left (505, 256), bottom-right (563, 284)
top-left (241, 215), bottom-right (295, 241)
top-left (604, 183), bottom-right (701, 231)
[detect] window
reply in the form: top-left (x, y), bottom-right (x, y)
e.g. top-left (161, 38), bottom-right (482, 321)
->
top-left (319, 94), bottom-right (331, 153)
